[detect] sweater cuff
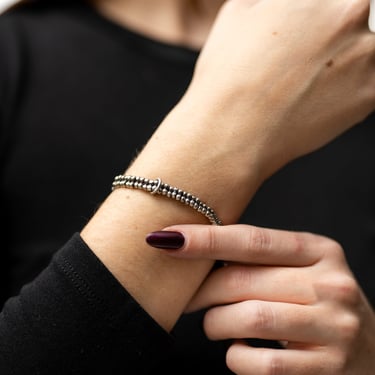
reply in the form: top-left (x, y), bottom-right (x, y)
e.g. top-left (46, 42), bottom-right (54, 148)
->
top-left (54, 232), bottom-right (174, 371)
top-left (0, 233), bottom-right (173, 374)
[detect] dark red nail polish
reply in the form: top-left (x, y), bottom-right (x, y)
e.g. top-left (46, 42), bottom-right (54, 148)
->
top-left (145, 231), bottom-right (185, 250)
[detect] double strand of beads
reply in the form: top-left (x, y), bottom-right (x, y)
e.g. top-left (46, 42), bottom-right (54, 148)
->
top-left (111, 174), bottom-right (223, 226)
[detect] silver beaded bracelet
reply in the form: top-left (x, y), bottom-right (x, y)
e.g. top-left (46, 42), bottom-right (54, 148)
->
top-left (111, 174), bottom-right (223, 226)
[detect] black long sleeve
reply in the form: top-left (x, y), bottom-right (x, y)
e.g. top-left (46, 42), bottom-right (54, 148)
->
top-left (0, 233), bottom-right (173, 374)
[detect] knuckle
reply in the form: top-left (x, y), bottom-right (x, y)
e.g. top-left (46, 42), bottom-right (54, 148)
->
top-left (315, 273), bottom-right (360, 305)
top-left (329, 348), bottom-right (350, 373)
top-left (250, 302), bottom-right (276, 333)
top-left (202, 226), bottom-right (219, 256)
top-left (226, 266), bottom-right (253, 294)
top-left (246, 227), bottom-right (272, 254)
top-left (289, 232), bottom-right (306, 256)
top-left (262, 351), bottom-right (285, 375)
top-left (332, 275), bottom-right (361, 305)
top-left (336, 312), bottom-right (361, 343)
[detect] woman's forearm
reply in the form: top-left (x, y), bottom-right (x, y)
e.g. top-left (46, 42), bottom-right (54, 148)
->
top-left (80, 99), bottom-right (265, 331)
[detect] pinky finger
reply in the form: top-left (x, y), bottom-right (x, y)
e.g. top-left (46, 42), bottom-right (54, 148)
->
top-left (226, 341), bottom-right (328, 375)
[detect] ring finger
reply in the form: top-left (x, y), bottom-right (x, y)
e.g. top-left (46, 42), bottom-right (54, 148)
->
top-left (204, 300), bottom-right (332, 345)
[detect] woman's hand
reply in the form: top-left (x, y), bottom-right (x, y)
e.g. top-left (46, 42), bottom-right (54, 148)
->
top-left (146, 224), bottom-right (375, 374)
top-left (132, 0), bottom-right (375, 219)
top-left (183, 0), bottom-right (375, 178)
top-left (128, 0), bottom-right (375, 223)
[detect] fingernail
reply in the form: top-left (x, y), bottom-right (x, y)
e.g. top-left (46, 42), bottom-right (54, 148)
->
top-left (370, 0), bottom-right (375, 32)
top-left (145, 231), bottom-right (185, 250)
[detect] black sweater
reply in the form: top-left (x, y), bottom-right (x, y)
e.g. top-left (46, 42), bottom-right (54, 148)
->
top-left (0, 2), bottom-right (374, 374)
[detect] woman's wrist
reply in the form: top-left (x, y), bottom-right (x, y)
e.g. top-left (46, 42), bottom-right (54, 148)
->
top-left (126, 95), bottom-right (271, 224)
top-left (81, 96), bottom-right (271, 331)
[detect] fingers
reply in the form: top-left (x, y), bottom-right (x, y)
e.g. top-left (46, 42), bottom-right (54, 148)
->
top-left (148, 224), bottom-right (332, 266)
top-left (225, 341), bottom-right (330, 375)
top-left (185, 265), bottom-right (316, 312)
top-left (203, 300), bottom-right (332, 345)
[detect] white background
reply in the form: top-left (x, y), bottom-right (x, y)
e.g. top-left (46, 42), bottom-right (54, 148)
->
top-left (0, 0), bottom-right (18, 13)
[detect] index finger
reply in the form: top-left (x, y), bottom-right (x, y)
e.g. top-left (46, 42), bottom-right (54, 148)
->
top-left (149, 224), bottom-right (333, 266)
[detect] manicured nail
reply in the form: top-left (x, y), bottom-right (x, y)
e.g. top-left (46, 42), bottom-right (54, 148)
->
top-left (145, 231), bottom-right (185, 250)
top-left (370, 0), bottom-right (375, 32)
